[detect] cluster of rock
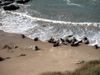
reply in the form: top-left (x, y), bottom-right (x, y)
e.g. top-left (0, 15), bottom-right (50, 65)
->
top-left (0, 0), bottom-right (30, 10)
top-left (47, 35), bottom-right (99, 49)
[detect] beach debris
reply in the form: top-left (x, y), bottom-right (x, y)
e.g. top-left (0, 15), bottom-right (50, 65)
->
top-left (24, 45), bottom-right (39, 51)
top-left (21, 34), bottom-right (25, 38)
top-left (34, 37), bottom-right (39, 41)
top-left (94, 44), bottom-right (99, 49)
top-left (76, 60), bottom-right (85, 65)
top-left (14, 46), bottom-right (18, 49)
top-left (0, 56), bottom-right (4, 61)
top-left (3, 5), bottom-right (20, 11)
top-left (2, 45), bottom-right (11, 50)
top-left (82, 36), bottom-right (89, 44)
top-left (19, 54), bottom-right (26, 57)
top-left (16, 0), bottom-right (30, 4)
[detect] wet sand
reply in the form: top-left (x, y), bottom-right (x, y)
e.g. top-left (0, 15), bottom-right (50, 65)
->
top-left (0, 30), bottom-right (100, 75)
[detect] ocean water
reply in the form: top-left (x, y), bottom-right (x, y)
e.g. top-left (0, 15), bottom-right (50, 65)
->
top-left (0, 0), bottom-right (100, 46)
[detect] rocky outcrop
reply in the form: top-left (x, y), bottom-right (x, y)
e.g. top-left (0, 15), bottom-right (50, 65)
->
top-left (3, 5), bottom-right (20, 10)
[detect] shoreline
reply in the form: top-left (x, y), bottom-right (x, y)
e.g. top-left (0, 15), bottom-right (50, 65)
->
top-left (0, 30), bottom-right (100, 75)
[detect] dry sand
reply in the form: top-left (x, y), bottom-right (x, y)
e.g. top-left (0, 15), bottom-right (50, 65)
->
top-left (0, 30), bottom-right (100, 75)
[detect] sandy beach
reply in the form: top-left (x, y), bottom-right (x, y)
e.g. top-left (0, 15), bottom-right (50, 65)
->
top-left (0, 30), bottom-right (100, 75)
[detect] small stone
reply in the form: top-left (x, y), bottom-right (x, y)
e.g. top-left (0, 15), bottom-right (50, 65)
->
top-left (3, 5), bottom-right (20, 11)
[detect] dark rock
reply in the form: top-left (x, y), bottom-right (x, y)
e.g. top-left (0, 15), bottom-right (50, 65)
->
top-left (0, 1), bottom-right (2, 3)
top-left (34, 37), bottom-right (38, 41)
top-left (94, 44), bottom-right (99, 49)
top-left (0, 57), bottom-right (4, 61)
top-left (3, 5), bottom-right (20, 10)
top-left (21, 34), bottom-right (25, 38)
top-left (16, 0), bottom-right (30, 4)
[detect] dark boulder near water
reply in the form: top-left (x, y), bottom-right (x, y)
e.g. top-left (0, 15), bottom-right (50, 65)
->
top-left (3, 5), bottom-right (20, 10)
top-left (16, 0), bottom-right (30, 4)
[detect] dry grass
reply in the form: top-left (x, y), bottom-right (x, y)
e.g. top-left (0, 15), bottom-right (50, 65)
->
top-left (40, 60), bottom-right (100, 75)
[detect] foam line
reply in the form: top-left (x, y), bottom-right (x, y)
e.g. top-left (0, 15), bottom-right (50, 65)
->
top-left (6, 11), bottom-right (100, 27)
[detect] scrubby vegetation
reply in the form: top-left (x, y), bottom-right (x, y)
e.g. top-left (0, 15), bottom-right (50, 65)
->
top-left (40, 60), bottom-right (100, 75)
